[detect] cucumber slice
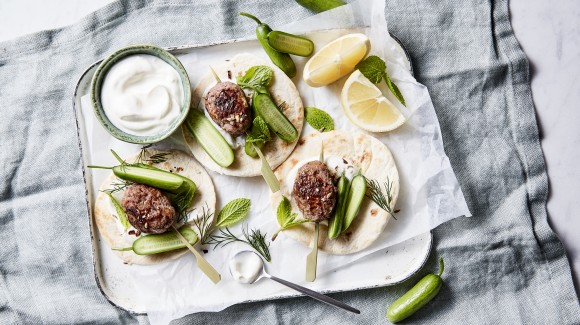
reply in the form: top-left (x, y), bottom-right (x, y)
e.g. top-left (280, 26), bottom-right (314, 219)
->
top-left (132, 227), bottom-right (198, 255)
top-left (184, 109), bottom-right (234, 167)
top-left (328, 174), bottom-right (349, 239)
top-left (112, 165), bottom-right (184, 192)
top-left (268, 31), bottom-right (314, 57)
top-left (253, 93), bottom-right (298, 143)
top-left (341, 175), bottom-right (367, 233)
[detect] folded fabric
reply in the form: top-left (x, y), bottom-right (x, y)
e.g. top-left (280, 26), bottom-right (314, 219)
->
top-left (0, 0), bottom-right (577, 324)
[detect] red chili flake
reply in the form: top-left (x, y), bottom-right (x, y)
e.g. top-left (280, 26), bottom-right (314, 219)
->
top-left (128, 230), bottom-right (135, 235)
top-left (227, 70), bottom-right (232, 79)
top-left (203, 249), bottom-right (209, 254)
top-left (394, 209), bottom-right (401, 213)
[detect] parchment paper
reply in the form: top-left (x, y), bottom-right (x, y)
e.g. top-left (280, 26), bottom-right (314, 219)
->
top-left (79, 0), bottom-right (470, 323)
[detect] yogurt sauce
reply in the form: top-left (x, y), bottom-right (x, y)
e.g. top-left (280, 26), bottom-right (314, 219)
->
top-left (229, 251), bottom-right (263, 284)
top-left (101, 54), bottom-right (184, 136)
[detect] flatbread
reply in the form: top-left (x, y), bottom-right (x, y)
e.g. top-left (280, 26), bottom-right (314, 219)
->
top-left (94, 149), bottom-right (216, 265)
top-left (270, 130), bottom-right (399, 255)
top-left (183, 53), bottom-right (304, 177)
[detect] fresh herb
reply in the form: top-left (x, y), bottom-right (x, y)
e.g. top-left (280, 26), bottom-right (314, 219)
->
top-left (103, 179), bottom-right (133, 194)
top-left (216, 198), bottom-right (251, 227)
top-left (191, 203), bottom-right (215, 245)
top-left (305, 107), bottom-right (334, 132)
top-left (356, 55), bottom-right (406, 106)
top-left (136, 145), bottom-right (170, 164)
top-left (209, 224), bottom-right (271, 262)
top-left (365, 177), bottom-right (396, 220)
top-left (272, 195), bottom-right (310, 240)
top-left (246, 116), bottom-right (271, 145)
top-left (236, 65), bottom-right (273, 90)
top-left (106, 192), bottom-right (130, 230)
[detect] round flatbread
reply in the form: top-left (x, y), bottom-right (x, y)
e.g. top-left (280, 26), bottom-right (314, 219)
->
top-left (184, 53), bottom-right (304, 177)
top-left (270, 130), bottom-right (399, 255)
top-left (94, 149), bottom-right (216, 265)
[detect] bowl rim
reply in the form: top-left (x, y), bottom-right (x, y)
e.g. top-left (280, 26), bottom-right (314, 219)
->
top-left (89, 44), bottom-right (192, 144)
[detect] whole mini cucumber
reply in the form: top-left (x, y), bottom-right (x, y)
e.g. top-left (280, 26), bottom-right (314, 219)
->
top-left (294, 0), bottom-right (346, 12)
top-left (267, 31), bottom-right (314, 57)
top-left (253, 92), bottom-right (298, 143)
top-left (387, 258), bottom-right (445, 323)
top-left (328, 174), bottom-right (349, 239)
top-left (112, 165), bottom-right (184, 192)
top-left (184, 109), bottom-right (234, 167)
top-left (132, 227), bottom-right (198, 255)
top-left (341, 174), bottom-right (367, 233)
top-left (240, 13), bottom-right (296, 78)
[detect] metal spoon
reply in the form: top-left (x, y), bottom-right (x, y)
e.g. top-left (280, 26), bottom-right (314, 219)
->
top-left (229, 250), bottom-right (360, 314)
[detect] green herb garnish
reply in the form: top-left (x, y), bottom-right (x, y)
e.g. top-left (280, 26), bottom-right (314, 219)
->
top-left (365, 177), bottom-right (396, 220)
top-left (209, 224), bottom-right (271, 262)
top-left (191, 203), bottom-right (214, 245)
top-left (216, 198), bottom-right (251, 227)
top-left (356, 55), bottom-right (405, 106)
top-left (272, 195), bottom-right (311, 240)
top-left (236, 65), bottom-right (273, 90)
top-left (305, 107), bottom-right (334, 132)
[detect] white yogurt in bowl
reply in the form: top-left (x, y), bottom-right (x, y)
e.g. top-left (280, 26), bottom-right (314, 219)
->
top-left (90, 44), bottom-right (191, 144)
top-left (101, 54), bottom-right (184, 137)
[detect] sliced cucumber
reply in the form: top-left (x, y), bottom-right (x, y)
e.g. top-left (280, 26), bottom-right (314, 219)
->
top-left (132, 227), bottom-right (198, 255)
top-left (328, 174), bottom-right (349, 239)
top-left (184, 109), bottom-right (234, 167)
top-left (253, 92), bottom-right (298, 143)
top-left (341, 174), bottom-right (367, 233)
top-left (112, 165), bottom-right (184, 192)
top-left (268, 31), bottom-right (314, 57)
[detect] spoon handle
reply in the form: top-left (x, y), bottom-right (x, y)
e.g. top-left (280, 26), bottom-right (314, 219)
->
top-left (268, 275), bottom-right (360, 314)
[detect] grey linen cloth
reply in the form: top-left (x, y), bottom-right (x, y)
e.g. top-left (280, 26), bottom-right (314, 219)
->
top-left (0, 0), bottom-right (578, 323)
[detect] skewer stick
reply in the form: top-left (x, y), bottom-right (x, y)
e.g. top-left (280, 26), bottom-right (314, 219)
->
top-left (172, 226), bottom-right (221, 284)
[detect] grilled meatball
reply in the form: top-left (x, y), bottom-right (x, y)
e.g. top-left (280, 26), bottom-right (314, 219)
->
top-left (121, 184), bottom-right (176, 234)
top-left (292, 161), bottom-right (337, 222)
top-left (204, 81), bottom-right (252, 136)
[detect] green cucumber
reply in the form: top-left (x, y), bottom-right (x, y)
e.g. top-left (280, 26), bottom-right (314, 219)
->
top-left (294, 0), bottom-right (346, 12)
top-left (341, 174), bottom-right (367, 233)
top-left (184, 109), bottom-right (234, 167)
top-left (328, 174), bottom-right (349, 239)
top-left (253, 92), bottom-right (298, 143)
top-left (112, 165), bottom-right (184, 192)
top-left (240, 13), bottom-right (296, 78)
top-left (387, 258), bottom-right (445, 323)
top-left (131, 227), bottom-right (198, 255)
top-left (267, 31), bottom-right (314, 57)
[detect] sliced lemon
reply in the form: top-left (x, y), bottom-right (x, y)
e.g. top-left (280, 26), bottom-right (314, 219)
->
top-left (341, 70), bottom-right (406, 132)
top-left (303, 33), bottom-right (370, 87)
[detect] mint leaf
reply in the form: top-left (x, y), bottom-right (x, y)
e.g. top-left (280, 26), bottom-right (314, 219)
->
top-left (356, 55), bottom-right (406, 106)
top-left (216, 198), bottom-right (251, 227)
top-left (305, 107), bottom-right (334, 132)
top-left (272, 196), bottom-right (310, 240)
top-left (384, 73), bottom-right (406, 106)
top-left (356, 55), bottom-right (386, 84)
top-left (236, 66), bottom-right (273, 89)
top-left (246, 116), bottom-right (271, 144)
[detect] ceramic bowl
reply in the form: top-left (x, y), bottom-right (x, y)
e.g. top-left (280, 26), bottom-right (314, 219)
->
top-left (90, 44), bottom-right (191, 144)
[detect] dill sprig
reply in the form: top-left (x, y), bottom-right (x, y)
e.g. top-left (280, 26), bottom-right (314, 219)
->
top-left (191, 203), bottom-right (215, 245)
top-left (365, 177), bottom-right (397, 220)
top-left (208, 224), bottom-right (271, 262)
top-left (103, 179), bottom-right (133, 194)
top-left (137, 145), bottom-right (170, 164)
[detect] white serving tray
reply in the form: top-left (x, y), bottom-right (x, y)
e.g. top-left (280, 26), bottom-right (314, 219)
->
top-left (73, 32), bottom-right (431, 314)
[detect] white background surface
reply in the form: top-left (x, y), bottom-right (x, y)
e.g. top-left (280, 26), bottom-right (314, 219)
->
top-left (0, 0), bottom-right (578, 297)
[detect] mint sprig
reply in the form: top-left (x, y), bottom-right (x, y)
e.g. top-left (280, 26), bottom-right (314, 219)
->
top-left (356, 55), bottom-right (406, 106)
top-left (305, 107), bottom-right (334, 132)
top-left (215, 198), bottom-right (251, 227)
top-left (272, 195), bottom-right (310, 240)
top-left (236, 65), bottom-right (273, 90)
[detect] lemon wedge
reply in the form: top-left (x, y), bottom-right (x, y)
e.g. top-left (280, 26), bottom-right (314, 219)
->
top-left (303, 33), bottom-right (370, 87)
top-left (340, 70), bottom-right (406, 132)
